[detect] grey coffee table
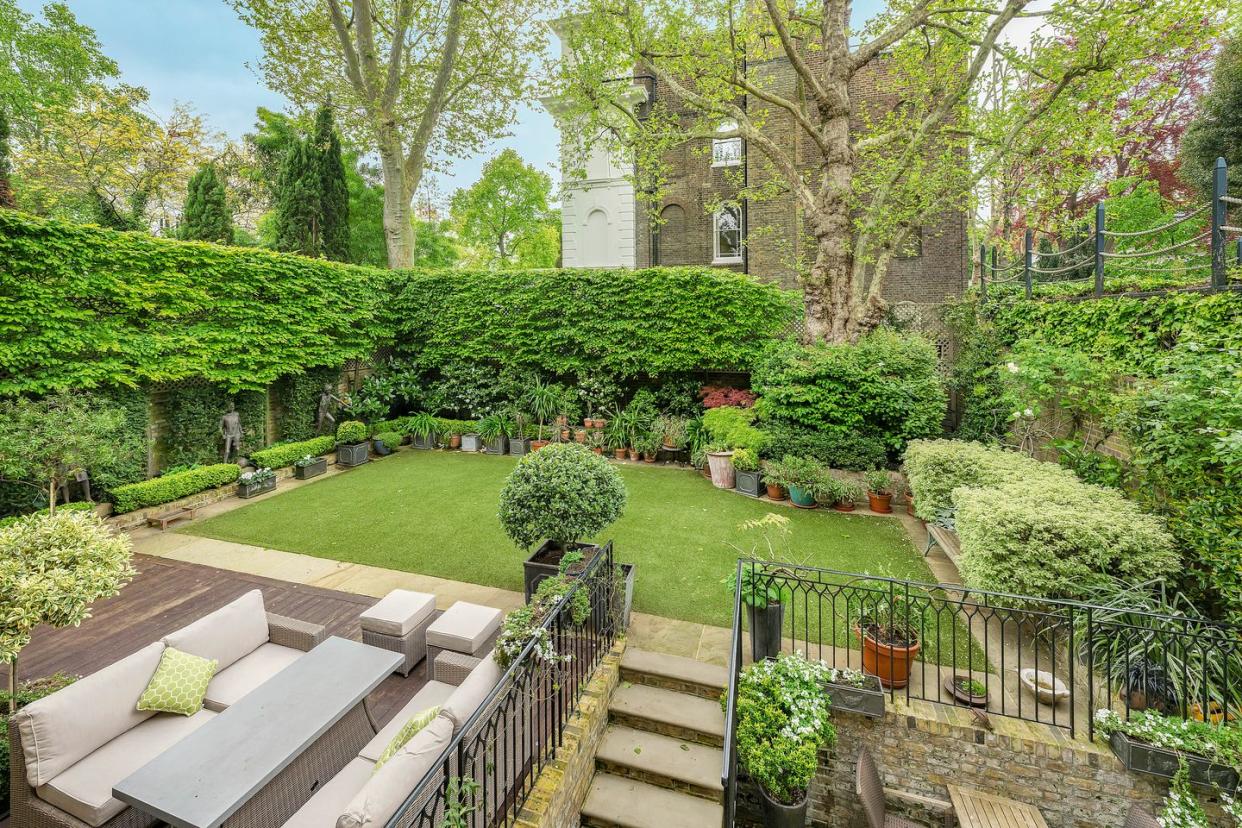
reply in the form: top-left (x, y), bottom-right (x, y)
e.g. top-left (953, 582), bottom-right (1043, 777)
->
top-left (114, 636), bottom-right (401, 828)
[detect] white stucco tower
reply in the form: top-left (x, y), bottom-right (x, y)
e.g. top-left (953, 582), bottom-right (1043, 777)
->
top-left (540, 18), bottom-right (645, 268)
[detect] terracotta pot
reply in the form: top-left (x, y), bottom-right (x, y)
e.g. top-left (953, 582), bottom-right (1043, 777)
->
top-left (449, 435), bottom-right (461, 449)
top-left (531, 439), bottom-right (549, 451)
top-left (642, 451), bottom-right (656, 463)
top-left (857, 625), bottom-right (921, 689)
top-left (766, 483), bottom-right (787, 500)
top-left (833, 500), bottom-right (856, 512)
top-left (868, 491), bottom-right (893, 513)
top-left (613, 447), bottom-right (627, 460)
top-left (555, 415), bottom-right (568, 427)
top-left (595, 418), bottom-right (608, 430)
top-left (592, 446), bottom-right (603, 455)
top-left (561, 428), bottom-right (571, 440)
top-left (706, 451), bottom-right (736, 489)
top-left (906, 498), bottom-right (917, 516)
top-left (628, 448), bottom-right (641, 461)
top-left (574, 429), bottom-right (587, 443)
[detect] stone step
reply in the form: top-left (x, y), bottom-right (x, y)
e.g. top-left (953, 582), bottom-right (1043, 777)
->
top-left (580, 773), bottom-right (723, 828)
top-left (609, 683), bottom-right (725, 748)
top-left (620, 648), bottom-right (728, 700)
top-left (595, 724), bottom-right (723, 801)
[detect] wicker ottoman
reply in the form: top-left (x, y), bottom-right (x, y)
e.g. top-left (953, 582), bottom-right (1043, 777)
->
top-left (359, 589), bottom-right (437, 676)
top-left (433, 650), bottom-right (483, 685)
top-left (425, 601), bottom-right (503, 666)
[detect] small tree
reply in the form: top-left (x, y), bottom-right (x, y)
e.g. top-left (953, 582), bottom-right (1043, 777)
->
top-left (0, 510), bottom-right (135, 710)
top-left (451, 149), bottom-right (555, 267)
top-left (0, 106), bottom-right (14, 209)
top-left (180, 162), bottom-right (233, 243)
top-left (0, 392), bottom-right (126, 513)
top-left (312, 103), bottom-right (350, 262)
top-left (498, 443), bottom-right (627, 552)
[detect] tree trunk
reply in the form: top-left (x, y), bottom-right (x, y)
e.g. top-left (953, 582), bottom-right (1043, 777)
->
top-left (8, 654), bottom-right (18, 714)
top-left (378, 135), bottom-right (416, 269)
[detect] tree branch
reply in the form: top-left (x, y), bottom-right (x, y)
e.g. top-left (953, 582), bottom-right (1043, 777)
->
top-left (401, 0), bottom-right (463, 196)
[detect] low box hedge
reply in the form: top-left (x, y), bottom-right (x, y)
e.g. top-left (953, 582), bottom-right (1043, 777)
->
top-left (111, 464), bottom-right (241, 514)
top-left (954, 479), bottom-right (1178, 602)
top-left (250, 436), bottom-right (336, 470)
top-left (902, 439), bottom-right (1075, 522)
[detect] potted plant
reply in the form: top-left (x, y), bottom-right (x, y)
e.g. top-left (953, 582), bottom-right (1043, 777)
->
top-left (237, 466), bottom-right (277, 498)
top-left (635, 429), bottom-right (661, 463)
top-left (478, 413), bottom-right (513, 455)
top-left (404, 412), bottom-right (439, 450)
top-left (780, 456), bottom-right (823, 508)
top-left (655, 414), bottom-right (688, 452)
top-left (603, 416), bottom-right (629, 460)
top-left (588, 430), bottom-right (605, 455)
top-left (944, 674), bottom-right (989, 707)
top-left (865, 469), bottom-right (895, 513)
top-left (823, 667), bottom-right (886, 718)
top-left (1122, 659), bottom-right (1177, 715)
top-left (761, 459), bottom-right (788, 500)
top-left (829, 477), bottom-right (862, 512)
top-left (498, 443), bottom-right (628, 599)
top-left (855, 597), bottom-right (921, 689)
top-left (509, 411), bottom-right (533, 456)
top-left (1095, 709), bottom-right (1240, 793)
top-left (732, 448), bottom-right (762, 497)
top-left (523, 378), bottom-right (564, 450)
top-left (460, 423), bottom-right (483, 453)
top-left (372, 430), bottom-right (403, 456)
top-left (437, 418), bottom-right (464, 449)
top-left (724, 559), bottom-right (785, 662)
top-left (335, 420), bottom-right (370, 467)
top-left (293, 453), bottom-right (327, 480)
top-left (705, 442), bottom-right (735, 489)
top-left (735, 654), bottom-right (836, 828)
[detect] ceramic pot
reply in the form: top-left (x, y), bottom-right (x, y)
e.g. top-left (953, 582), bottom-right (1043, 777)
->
top-left (706, 451), bottom-right (735, 489)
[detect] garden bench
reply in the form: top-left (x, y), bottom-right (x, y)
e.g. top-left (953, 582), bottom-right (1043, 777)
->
top-left (924, 522), bottom-right (962, 567)
top-left (146, 506), bottom-right (197, 530)
top-left (857, 747), bottom-right (955, 827)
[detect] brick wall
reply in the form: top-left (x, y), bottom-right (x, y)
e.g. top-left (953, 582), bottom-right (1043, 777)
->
top-left (516, 638), bottom-right (626, 828)
top-left (740, 699), bottom-right (1226, 827)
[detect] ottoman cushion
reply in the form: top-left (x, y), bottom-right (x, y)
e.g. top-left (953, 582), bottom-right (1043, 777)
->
top-left (360, 590), bottom-right (436, 637)
top-left (425, 602), bottom-right (502, 653)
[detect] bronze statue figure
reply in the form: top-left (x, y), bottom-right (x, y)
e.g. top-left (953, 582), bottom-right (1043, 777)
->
top-left (220, 402), bottom-right (244, 462)
top-left (315, 383), bottom-right (344, 435)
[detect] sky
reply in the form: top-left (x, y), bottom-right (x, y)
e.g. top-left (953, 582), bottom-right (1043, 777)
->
top-left (18, 0), bottom-right (904, 199)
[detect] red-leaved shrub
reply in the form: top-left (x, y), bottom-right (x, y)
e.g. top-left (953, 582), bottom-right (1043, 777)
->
top-left (699, 385), bottom-right (757, 409)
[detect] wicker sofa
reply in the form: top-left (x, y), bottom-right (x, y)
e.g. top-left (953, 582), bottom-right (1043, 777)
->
top-left (9, 590), bottom-right (326, 828)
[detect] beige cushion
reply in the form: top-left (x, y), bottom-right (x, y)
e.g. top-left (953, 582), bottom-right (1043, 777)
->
top-left (360, 590), bottom-right (436, 637)
top-left (281, 758), bottom-right (374, 828)
top-left (15, 642), bottom-right (165, 788)
top-left (36, 709), bottom-right (216, 827)
top-left (164, 589), bottom-right (269, 672)
top-left (442, 653), bottom-right (503, 731)
top-left (203, 643), bottom-right (303, 712)
top-left (337, 714), bottom-right (454, 828)
top-left (425, 602), bottom-right (502, 653)
top-left (359, 681), bottom-right (456, 762)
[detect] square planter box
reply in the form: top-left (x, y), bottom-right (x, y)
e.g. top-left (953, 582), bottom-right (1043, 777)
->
top-left (412, 432), bottom-right (438, 450)
top-left (484, 437), bottom-right (507, 455)
top-left (824, 675), bottom-right (886, 718)
top-left (336, 441), bottom-right (370, 467)
top-left (293, 457), bottom-right (327, 479)
top-left (1110, 731), bottom-right (1239, 792)
top-left (614, 562), bottom-right (636, 631)
top-left (735, 469), bottom-right (762, 498)
top-left (509, 437), bottom-right (532, 456)
top-left (461, 433), bottom-right (482, 453)
top-left (524, 540), bottom-right (599, 601)
top-left (238, 477), bottom-right (276, 499)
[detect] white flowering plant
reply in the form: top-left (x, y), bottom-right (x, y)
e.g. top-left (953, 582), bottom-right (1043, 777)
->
top-left (728, 653), bottom-right (837, 805)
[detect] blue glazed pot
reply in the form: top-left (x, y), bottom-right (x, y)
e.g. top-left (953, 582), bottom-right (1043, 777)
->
top-left (787, 485), bottom-right (817, 509)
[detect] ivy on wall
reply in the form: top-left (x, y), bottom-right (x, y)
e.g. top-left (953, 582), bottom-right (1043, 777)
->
top-left (274, 366), bottom-right (340, 442)
top-left (92, 386), bottom-right (149, 489)
top-left (159, 385), bottom-right (266, 470)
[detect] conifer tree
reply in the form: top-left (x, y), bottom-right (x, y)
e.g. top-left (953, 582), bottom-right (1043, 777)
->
top-left (0, 107), bottom-right (13, 209)
top-left (179, 163), bottom-right (232, 243)
top-left (271, 136), bottom-right (321, 255)
top-left (1182, 36), bottom-right (1242, 193)
top-left (313, 103), bottom-right (349, 261)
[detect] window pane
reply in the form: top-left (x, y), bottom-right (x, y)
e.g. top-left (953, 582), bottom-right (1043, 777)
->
top-left (712, 137), bottom-right (741, 166)
top-left (716, 206), bottom-right (742, 260)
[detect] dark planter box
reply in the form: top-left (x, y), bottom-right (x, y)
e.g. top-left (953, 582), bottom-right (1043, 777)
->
top-left (735, 469), bottom-right (762, 497)
top-left (509, 437), bottom-right (532, 456)
top-left (238, 477), bottom-right (276, 499)
top-left (412, 432), bottom-right (438, 450)
top-left (372, 438), bottom-right (394, 457)
top-left (461, 433), bottom-right (481, 453)
top-left (615, 563), bottom-right (637, 631)
top-left (524, 540), bottom-right (598, 601)
top-left (747, 602), bottom-right (784, 662)
top-left (824, 675), bottom-right (886, 718)
top-left (336, 441), bottom-right (370, 467)
top-left (1110, 731), bottom-right (1239, 792)
top-left (293, 457), bottom-right (327, 479)
top-left (484, 437), bottom-right (507, 455)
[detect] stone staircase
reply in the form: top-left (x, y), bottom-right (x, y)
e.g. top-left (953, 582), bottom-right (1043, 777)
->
top-left (580, 649), bottom-right (728, 828)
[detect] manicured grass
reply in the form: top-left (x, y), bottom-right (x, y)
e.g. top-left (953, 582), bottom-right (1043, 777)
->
top-left (186, 450), bottom-right (941, 630)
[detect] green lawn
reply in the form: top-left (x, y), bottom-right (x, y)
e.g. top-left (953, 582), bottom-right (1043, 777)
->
top-left (185, 449), bottom-right (940, 632)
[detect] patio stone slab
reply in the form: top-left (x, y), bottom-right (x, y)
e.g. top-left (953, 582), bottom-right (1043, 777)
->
top-left (149, 537), bottom-right (350, 585)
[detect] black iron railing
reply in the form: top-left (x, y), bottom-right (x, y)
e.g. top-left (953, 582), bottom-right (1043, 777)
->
top-left (386, 543), bottom-right (617, 828)
top-left (720, 559), bottom-right (744, 828)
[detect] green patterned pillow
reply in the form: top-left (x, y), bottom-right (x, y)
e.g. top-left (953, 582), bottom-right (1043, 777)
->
top-left (137, 647), bottom-right (218, 716)
top-left (374, 706), bottom-right (441, 770)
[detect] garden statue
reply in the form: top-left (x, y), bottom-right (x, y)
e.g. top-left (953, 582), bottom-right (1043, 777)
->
top-left (315, 383), bottom-right (344, 435)
top-left (219, 402), bottom-right (244, 462)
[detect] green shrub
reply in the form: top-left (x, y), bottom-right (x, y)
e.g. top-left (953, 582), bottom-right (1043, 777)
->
top-left (110, 464), bottom-right (240, 513)
top-left (250, 436), bottom-right (336, 469)
top-left (902, 439), bottom-right (1076, 522)
top-left (702, 406), bottom-right (767, 452)
top-left (731, 448), bottom-right (759, 472)
top-left (0, 501), bottom-right (94, 530)
top-left (498, 443), bottom-right (627, 550)
top-left (336, 420), bottom-right (368, 445)
top-left (954, 479), bottom-right (1178, 602)
top-left (367, 419), bottom-right (405, 437)
top-left (758, 420), bottom-right (886, 470)
top-left (434, 418), bottom-right (473, 437)
top-left (374, 431), bottom-right (403, 447)
top-left (753, 329), bottom-right (946, 454)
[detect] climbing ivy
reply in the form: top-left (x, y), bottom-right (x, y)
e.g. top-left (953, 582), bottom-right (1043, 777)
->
top-left (274, 367), bottom-right (340, 442)
top-left (159, 386), bottom-right (266, 470)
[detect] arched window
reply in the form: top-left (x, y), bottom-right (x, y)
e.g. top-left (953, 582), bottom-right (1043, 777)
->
top-left (582, 208), bottom-right (612, 266)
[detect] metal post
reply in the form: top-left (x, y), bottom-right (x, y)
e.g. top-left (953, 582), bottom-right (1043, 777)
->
top-left (1213, 157), bottom-right (1228, 290)
top-left (1094, 202), bottom-right (1106, 297)
top-left (1236, 238), bottom-right (1242, 267)
top-left (1023, 229), bottom-right (1033, 298)
top-left (978, 244), bottom-right (987, 303)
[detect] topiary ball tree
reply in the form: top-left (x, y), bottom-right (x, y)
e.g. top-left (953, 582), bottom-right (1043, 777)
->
top-left (498, 443), bottom-right (627, 552)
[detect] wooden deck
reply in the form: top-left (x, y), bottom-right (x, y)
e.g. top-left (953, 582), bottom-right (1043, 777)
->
top-left (1, 554), bottom-right (431, 728)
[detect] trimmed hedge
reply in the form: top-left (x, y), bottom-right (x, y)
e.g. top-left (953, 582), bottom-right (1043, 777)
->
top-left (111, 464), bottom-right (240, 514)
top-left (759, 420), bottom-right (887, 471)
top-left (902, 439), bottom-right (1076, 522)
top-left (250, 436), bottom-right (336, 470)
top-left (954, 480), bottom-right (1178, 602)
